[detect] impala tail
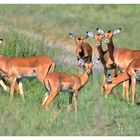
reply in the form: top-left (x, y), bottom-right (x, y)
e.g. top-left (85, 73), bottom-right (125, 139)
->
top-left (46, 62), bottom-right (56, 76)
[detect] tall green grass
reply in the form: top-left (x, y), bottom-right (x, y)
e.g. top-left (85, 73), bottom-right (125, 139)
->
top-left (0, 5), bottom-right (140, 136)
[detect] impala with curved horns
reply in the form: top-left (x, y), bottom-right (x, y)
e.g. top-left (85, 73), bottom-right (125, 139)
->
top-left (68, 33), bottom-right (93, 75)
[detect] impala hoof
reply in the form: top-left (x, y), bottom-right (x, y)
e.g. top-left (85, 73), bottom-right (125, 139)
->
top-left (104, 95), bottom-right (108, 99)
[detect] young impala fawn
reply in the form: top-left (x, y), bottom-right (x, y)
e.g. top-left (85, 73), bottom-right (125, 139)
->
top-left (68, 33), bottom-right (92, 75)
top-left (97, 28), bottom-right (140, 102)
top-left (0, 55), bottom-right (55, 101)
top-left (104, 58), bottom-right (140, 105)
top-left (86, 30), bottom-right (117, 96)
top-left (42, 59), bottom-right (99, 111)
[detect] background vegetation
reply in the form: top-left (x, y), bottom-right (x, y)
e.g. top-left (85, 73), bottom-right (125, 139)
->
top-left (0, 4), bottom-right (140, 136)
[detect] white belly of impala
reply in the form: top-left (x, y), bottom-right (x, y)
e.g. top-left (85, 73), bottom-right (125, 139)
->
top-left (61, 86), bottom-right (73, 93)
top-left (17, 73), bottom-right (37, 79)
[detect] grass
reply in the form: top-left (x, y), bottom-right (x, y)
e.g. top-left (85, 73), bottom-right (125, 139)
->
top-left (0, 4), bottom-right (140, 136)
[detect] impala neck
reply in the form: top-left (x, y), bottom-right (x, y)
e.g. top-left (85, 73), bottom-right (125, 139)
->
top-left (111, 72), bottom-right (129, 88)
top-left (106, 39), bottom-right (115, 63)
top-left (96, 43), bottom-right (106, 64)
top-left (80, 71), bottom-right (90, 86)
top-left (0, 56), bottom-right (10, 73)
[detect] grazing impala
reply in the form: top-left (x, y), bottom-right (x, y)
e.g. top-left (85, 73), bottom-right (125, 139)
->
top-left (96, 28), bottom-right (140, 101)
top-left (68, 33), bottom-right (92, 75)
top-left (42, 59), bottom-right (99, 111)
top-left (104, 58), bottom-right (140, 105)
top-left (0, 55), bottom-right (55, 101)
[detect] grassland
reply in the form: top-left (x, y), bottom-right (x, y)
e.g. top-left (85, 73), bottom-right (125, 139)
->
top-left (0, 4), bottom-right (140, 136)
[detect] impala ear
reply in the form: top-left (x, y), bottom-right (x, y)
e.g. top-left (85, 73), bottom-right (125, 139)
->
top-left (106, 74), bottom-right (112, 84)
top-left (0, 38), bottom-right (3, 45)
top-left (92, 58), bottom-right (100, 66)
top-left (96, 28), bottom-right (105, 36)
top-left (113, 28), bottom-right (121, 35)
top-left (68, 33), bottom-right (76, 40)
top-left (86, 31), bottom-right (95, 38)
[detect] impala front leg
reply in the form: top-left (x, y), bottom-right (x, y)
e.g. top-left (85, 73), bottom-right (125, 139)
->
top-left (67, 92), bottom-right (73, 112)
top-left (0, 79), bottom-right (9, 92)
top-left (10, 77), bottom-right (17, 102)
top-left (101, 68), bottom-right (108, 94)
top-left (73, 91), bottom-right (78, 111)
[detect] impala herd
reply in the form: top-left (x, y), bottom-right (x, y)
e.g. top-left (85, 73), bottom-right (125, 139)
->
top-left (0, 27), bottom-right (140, 111)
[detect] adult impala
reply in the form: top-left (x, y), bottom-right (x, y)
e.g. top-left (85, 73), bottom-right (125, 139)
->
top-left (104, 58), bottom-right (140, 105)
top-left (68, 33), bottom-right (92, 75)
top-left (0, 39), bottom-right (10, 92)
top-left (86, 30), bottom-right (118, 96)
top-left (0, 55), bottom-right (55, 101)
top-left (42, 59), bottom-right (99, 111)
top-left (96, 28), bottom-right (140, 101)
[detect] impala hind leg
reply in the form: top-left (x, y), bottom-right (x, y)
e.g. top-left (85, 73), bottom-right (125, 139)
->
top-left (101, 74), bottom-right (106, 94)
top-left (112, 69), bottom-right (117, 97)
top-left (78, 65), bottom-right (81, 76)
top-left (131, 76), bottom-right (136, 105)
top-left (41, 92), bottom-right (49, 106)
top-left (125, 80), bottom-right (130, 102)
top-left (122, 81), bottom-right (126, 100)
top-left (67, 92), bottom-right (73, 112)
top-left (122, 81), bottom-right (129, 101)
top-left (43, 90), bottom-right (58, 109)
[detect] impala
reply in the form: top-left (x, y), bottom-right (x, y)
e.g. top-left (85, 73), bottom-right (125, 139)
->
top-left (96, 28), bottom-right (140, 101)
top-left (86, 30), bottom-right (117, 95)
top-left (104, 58), bottom-right (140, 105)
top-left (0, 55), bottom-right (55, 101)
top-left (42, 59), bottom-right (99, 111)
top-left (0, 39), bottom-right (10, 92)
top-left (68, 33), bottom-right (92, 75)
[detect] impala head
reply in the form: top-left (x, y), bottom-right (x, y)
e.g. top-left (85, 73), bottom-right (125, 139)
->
top-left (103, 76), bottom-right (116, 97)
top-left (97, 28), bottom-right (121, 44)
top-left (0, 38), bottom-right (3, 45)
top-left (69, 33), bottom-right (88, 46)
top-left (79, 58), bottom-right (100, 74)
top-left (86, 31), bottom-right (104, 47)
top-left (103, 83), bottom-right (112, 98)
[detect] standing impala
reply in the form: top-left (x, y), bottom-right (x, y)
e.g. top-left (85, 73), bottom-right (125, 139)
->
top-left (42, 59), bottom-right (99, 111)
top-left (0, 55), bottom-right (55, 101)
top-left (104, 58), bottom-right (140, 105)
top-left (68, 33), bottom-right (92, 75)
top-left (96, 28), bottom-right (140, 101)
top-left (86, 30), bottom-right (117, 95)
